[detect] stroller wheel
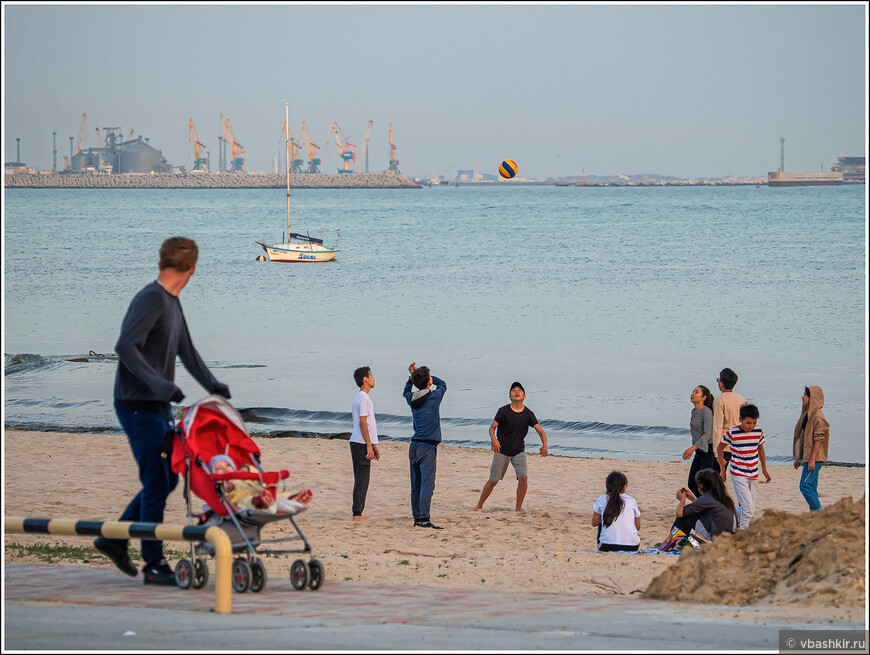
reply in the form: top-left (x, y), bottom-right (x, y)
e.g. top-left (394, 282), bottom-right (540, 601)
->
top-left (307, 559), bottom-right (324, 591)
top-left (174, 559), bottom-right (193, 590)
top-left (232, 558), bottom-right (252, 593)
top-left (250, 560), bottom-right (267, 593)
top-left (192, 559), bottom-right (209, 589)
top-left (290, 559), bottom-right (308, 590)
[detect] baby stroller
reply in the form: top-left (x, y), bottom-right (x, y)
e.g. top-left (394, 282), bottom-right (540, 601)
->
top-left (170, 394), bottom-right (323, 593)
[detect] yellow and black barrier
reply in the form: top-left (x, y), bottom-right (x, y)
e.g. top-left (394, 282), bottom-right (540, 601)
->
top-left (4, 517), bottom-right (233, 614)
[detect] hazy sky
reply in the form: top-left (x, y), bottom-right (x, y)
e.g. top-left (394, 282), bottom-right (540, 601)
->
top-left (2, 2), bottom-right (867, 179)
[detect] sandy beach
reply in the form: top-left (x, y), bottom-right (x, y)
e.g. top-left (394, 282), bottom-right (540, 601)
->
top-left (3, 430), bottom-right (866, 621)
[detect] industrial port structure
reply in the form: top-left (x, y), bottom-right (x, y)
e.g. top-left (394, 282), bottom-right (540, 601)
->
top-left (767, 138), bottom-right (865, 187)
top-left (6, 112), bottom-right (404, 177)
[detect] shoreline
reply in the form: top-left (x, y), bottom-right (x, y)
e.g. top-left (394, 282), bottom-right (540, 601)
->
top-left (4, 171), bottom-right (422, 189)
top-left (4, 424), bottom-right (866, 467)
top-left (3, 430), bottom-right (866, 622)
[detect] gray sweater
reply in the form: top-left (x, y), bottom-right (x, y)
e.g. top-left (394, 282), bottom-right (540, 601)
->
top-left (690, 406), bottom-right (713, 452)
top-left (113, 281), bottom-right (229, 408)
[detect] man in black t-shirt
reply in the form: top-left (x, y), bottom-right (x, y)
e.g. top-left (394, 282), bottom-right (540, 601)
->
top-left (472, 382), bottom-right (548, 512)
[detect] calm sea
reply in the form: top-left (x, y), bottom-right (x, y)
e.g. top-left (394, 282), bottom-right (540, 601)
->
top-left (3, 184), bottom-right (866, 463)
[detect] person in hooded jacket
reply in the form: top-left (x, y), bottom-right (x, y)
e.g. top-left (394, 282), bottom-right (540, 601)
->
top-left (792, 385), bottom-right (830, 511)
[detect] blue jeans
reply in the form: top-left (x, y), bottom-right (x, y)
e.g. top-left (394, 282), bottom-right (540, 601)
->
top-left (409, 441), bottom-right (438, 521)
top-left (799, 461), bottom-right (824, 511)
top-left (114, 406), bottom-right (178, 566)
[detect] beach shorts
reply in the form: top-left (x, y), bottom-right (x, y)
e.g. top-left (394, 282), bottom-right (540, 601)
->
top-left (490, 452), bottom-right (528, 481)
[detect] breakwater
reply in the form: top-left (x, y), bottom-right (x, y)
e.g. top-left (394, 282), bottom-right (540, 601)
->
top-left (4, 171), bottom-right (421, 189)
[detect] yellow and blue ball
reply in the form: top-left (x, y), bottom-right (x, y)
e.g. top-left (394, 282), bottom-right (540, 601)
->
top-left (499, 159), bottom-right (518, 179)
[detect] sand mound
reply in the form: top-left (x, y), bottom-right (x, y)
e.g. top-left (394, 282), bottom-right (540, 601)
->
top-left (644, 495), bottom-right (865, 608)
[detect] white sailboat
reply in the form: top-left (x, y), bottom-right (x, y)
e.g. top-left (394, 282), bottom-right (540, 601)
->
top-left (256, 104), bottom-right (340, 262)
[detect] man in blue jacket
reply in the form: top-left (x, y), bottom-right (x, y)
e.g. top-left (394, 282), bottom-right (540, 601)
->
top-left (94, 237), bottom-right (230, 585)
top-left (403, 362), bottom-right (447, 529)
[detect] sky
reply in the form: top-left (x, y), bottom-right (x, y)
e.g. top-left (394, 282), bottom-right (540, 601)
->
top-left (2, 2), bottom-right (867, 180)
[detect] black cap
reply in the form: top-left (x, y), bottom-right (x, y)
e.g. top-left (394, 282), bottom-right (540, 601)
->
top-left (510, 381), bottom-right (525, 393)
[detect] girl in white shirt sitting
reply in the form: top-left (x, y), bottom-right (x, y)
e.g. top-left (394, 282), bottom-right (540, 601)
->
top-left (592, 471), bottom-right (641, 552)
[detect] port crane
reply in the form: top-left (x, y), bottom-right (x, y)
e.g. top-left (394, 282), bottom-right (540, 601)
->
top-left (290, 133), bottom-right (305, 174)
top-left (75, 113), bottom-right (87, 154)
top-left (358, 120), bottom-right (373, 173)
top-left (388, 122), bottom-right (401, 175)
top-left (95, 127), bottom-right (102, 170)
top-left (278, 119), bottom-right (305, 174)
top-left (300, 121), bottom-right (321, 173)
top-left (127, 129), bottom-right (134, 141)
top-left (325, 122), bottom-right (357, 173)
top-left (188, 119), bottom-right (208, 171)
top-left (220, 113), bottom-right (245, 172)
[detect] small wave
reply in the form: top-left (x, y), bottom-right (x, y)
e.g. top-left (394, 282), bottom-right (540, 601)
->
top-left (5, 353), bottom-right (56, 375)
top-left (209, 363), bottom-right (268, 369)
top-left (5, 352), bottom-right (117, 375)
top-left (237, 406), bottom-right (687, 439)
top-left (240, 406), bottom-right (352, 424)
top-left (4, 423), bottom-right (124, 435)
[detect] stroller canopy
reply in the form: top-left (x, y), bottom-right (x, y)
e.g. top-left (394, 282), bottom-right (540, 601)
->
top-left (172, 395), bottom-right (266, 515)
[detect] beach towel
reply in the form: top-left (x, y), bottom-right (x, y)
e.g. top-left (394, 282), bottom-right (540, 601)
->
top-left (574, 549), bottom-right (681, 556)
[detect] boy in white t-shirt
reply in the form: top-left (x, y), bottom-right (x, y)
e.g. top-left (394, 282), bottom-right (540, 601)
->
top-left (350, 366), bottom-right (380, 521)
top-left (591, 471), bottom-right (641, 551)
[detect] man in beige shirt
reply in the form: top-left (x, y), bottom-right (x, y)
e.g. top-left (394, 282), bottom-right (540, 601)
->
top-left (711, 367), bottom-right (746, 478)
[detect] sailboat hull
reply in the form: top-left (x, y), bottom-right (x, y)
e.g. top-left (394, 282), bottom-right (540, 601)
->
top-left (261, 243), bottom-right (339, 262)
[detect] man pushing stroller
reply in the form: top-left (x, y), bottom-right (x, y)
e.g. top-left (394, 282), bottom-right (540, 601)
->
top-left (94, 237), bottom-right (232, 586)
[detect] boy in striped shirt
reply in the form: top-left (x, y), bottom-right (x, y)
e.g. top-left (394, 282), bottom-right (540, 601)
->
top-left (716, 404), bottom-right (771, 529)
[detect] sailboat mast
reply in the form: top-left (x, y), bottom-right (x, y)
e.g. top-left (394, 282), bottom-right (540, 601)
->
top-left (285, 103), bottom-right (291, 240)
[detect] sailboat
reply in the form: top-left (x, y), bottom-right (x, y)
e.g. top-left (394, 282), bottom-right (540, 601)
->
top-left (256, 104), bottom-right (340, 262)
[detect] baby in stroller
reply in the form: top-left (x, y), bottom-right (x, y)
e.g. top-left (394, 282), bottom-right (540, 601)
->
top-left (208, 454), bottom-right (312, 514)
top-left (170, 395), bottom-right (324, 593)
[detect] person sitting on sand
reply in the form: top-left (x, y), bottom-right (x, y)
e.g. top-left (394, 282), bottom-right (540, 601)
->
top-left (669, 468), bottom-right (738, 541)
top-left (592, 471), bottom-right (641, 552)
top-left (208, 454), bottom-right (312, 514)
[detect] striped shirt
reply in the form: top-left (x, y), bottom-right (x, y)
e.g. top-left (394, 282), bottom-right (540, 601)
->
top-left (722, 425), bottom-right (765, 478)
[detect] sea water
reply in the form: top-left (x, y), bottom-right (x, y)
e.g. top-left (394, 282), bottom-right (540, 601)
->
top-left (3, 184), bottom-right (866, 463)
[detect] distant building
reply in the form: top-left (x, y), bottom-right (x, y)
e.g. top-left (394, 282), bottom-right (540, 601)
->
top-left (70, 130), bottom-right (172, 174)
top-left (4, 161), bottom-right (27, 174)
top-left (833, 156), bottom-right (865, 184)
top-left (456, 169), bottom-right (474, 181)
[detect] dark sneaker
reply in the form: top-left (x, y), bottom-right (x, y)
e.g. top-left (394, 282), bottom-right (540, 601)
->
top-left (414, 520), bottom-right (443, 530)
top-left (142, 560), bottom-right (176, 586)
top-left (93, 537), bottom-right (137, 577)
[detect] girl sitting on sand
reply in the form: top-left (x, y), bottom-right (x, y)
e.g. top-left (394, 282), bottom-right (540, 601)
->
top-left (208, 454), bottom-right (312, 514)
top-left (669, 468), bottom-right (738, 540)
top-left (592, 471), bottom-right (641, 552)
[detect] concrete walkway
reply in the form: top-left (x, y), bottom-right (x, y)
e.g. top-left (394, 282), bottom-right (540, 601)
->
top-left (3, 563), bottom-right (863, 650)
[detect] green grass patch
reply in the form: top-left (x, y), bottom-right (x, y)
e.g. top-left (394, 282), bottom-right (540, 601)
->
top-left (6, 541), bottom-right (192, 564)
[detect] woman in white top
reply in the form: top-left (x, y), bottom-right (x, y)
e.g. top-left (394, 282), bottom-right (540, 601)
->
top-left (592, 471), bottom-right (641, 551)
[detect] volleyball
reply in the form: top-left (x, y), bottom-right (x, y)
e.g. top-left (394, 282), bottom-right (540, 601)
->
top-left (499, 159), bottom-right (518, 179)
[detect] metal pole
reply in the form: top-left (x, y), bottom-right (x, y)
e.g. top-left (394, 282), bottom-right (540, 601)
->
top-left (779, 137), bottom-right (785, 173)
top-left (286, 103), bottom-right (291, 239)
top-left (4, 517), bottom-right (233, 614)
